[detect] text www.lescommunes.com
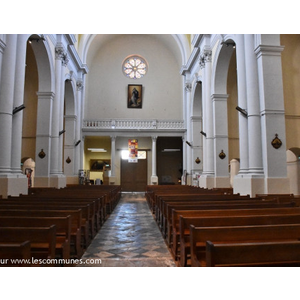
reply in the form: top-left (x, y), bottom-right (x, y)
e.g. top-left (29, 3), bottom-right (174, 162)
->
top-left (0, 258), bottom-right (102, 266)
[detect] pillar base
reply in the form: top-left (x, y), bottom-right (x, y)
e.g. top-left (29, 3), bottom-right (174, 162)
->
top-left (66, 176), bottom-right (79, 185)
top-left (264, 177), bottom-right (290, 195)
top-left (233, 174), bottom-right (265, 197)
top-left (50, 174), bottom-right (66, 189)
top-left (214, 176), bottom-right (231, 188)
top-left (151, 176), bottom-right (158, 185)
top-left (199, 174), bottom-right (214, 189)
top-left (109, 176), bottom-right (116, 185)
top-left (0, 174), bottom-right (28, 198)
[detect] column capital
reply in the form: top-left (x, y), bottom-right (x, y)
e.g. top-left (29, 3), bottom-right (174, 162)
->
top-left (55, 46), bottom-right (69, 66)
top-left (76, 80), bottom-right (84, 91)
top-left (151, 136), bottom-right (157, 142)
top-left (199, 49), bottom-right (212, 68)
top-left (185, 83), bottom-right (192, 92)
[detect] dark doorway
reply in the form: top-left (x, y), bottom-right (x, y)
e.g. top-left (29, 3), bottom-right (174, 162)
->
top-left (121, 159), bottom-right (147, 192)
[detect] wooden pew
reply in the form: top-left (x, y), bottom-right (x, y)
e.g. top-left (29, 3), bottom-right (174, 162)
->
top-left (0, 209), bottom-right (83, 258)
top-left (0, 216), bottom-right (71, 261)
top-left (163, 198), bottom-right (285, 242)
top-left (190, 223), bottom-right (300, 267)
top-left (171, 206), bottom-right (300, 261)
top-left (0, 226), bottom-right (56, 262)
top-left (167, 201), bottom-right (297, 254)
top-left (0, 241), bottom-right (31, 267)
top-left (205, 240), bottom-right (300, 267)
top-left (179, 213), bottom-right (300, 267)
top-left (0, 203), bottom-right (91, 247)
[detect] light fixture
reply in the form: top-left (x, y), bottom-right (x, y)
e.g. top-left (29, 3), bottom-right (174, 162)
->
top-left (87, 148), bottom-right (107, 152)
top-left (13, 104), bottom-right (25, 115)
top-left (195, 157), bottom-right (201, 164)
top-left (59, 129), bottom-right (66, 136)
top-left (162, 149), bottom-right (181, 152)
top-left (236, 106), bottom-right (248, 117)
top-left (75, 140), bottom-right (81, 146)
top-left (200, 131), bottom-right (207, 137)
top-left (66, 156), bottom-right (71, 164)
top-left (38, 149), bottom-right (46, 159)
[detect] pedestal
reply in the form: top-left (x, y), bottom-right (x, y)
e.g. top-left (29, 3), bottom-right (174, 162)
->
top-left (0, 175), bottom-right (28, 198)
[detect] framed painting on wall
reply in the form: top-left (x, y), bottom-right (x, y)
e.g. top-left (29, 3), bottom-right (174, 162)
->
top-left (128, 84), bottom-right (142, 108)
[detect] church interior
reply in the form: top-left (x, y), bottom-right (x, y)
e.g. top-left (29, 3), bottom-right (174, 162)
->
top-left (1, 31), bottom-right (299, 297)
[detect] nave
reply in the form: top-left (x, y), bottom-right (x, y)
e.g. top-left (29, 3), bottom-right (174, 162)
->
top-left (78, 193), bottom-right (176, 267)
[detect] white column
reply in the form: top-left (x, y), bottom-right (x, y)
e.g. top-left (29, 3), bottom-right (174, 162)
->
top-left (185, 82), bottom-right (192, 176)
top-left (255, 34), bottom-right (289, 194)
top-left (109, 136), bottom-right (116, 185)
top-left (50, 46), bottom-right (63, 175)
top-left (75, 79), bottom-right (84, 174)
top-left (235, 34), bottom-right (249, 174)
top-left (151, 136), bottom-right (158, 184)
top-left (245, 34), bottom-right (264, 175)
top-left (49, 45), bottom-right (66, 188)
top-left (11, 35), bottom-right (27, 174)
top-left (0, 35), bottom-right (28, 197)
top-left (0, 35), bottom-right (17, 174)
top-left (199, 48), bottom-right (214, 188)
top-left (233, 34), bottom-right (250, 195)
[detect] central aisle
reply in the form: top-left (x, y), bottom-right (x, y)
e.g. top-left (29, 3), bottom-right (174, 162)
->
top-left (77, 192), bottom-right (176, 267)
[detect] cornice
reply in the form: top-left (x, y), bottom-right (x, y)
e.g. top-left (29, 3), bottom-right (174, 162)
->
top-left (180, 47), bottom-right (200, 75)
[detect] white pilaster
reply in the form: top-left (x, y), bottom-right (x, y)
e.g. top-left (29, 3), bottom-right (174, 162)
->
top-left (109, 136), bottom-right (116, 184)
top-left (151, 136), bottom-right (158, 184)
top-left (212, 93), bottom-right (230, 187)
top-left (255, 34), bottom-right (289, 194)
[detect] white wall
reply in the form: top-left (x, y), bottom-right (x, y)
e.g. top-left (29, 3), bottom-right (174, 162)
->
top-left (84, 34), bottom-right (183, 121)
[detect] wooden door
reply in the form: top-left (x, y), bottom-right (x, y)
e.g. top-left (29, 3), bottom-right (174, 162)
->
top-left (121, 159), bottom-right (147, 192)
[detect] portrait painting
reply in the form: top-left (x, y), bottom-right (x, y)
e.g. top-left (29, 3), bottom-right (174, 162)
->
top-left (128, 84), bottom-right (142, 108)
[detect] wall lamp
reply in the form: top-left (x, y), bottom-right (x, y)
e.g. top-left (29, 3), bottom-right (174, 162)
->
top-left (186, 141), bottom-right (192, 147)
top-left (200, 131), bottom-right (207, 137)
top-left (59, 129), bottom-right (66, 136)
top-left (75, 140), bottom-right (81, 146)
top-left (13, 104), bottom-right (25, 115)
top-left (236, 106), bottom-right (248, 117)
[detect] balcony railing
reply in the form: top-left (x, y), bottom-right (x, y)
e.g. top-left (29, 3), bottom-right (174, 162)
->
top-left (83, 119), bottom-right (185, 131)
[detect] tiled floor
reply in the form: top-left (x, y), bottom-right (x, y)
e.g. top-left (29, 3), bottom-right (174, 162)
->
top-left (77, 192), bottom-right (176, 267)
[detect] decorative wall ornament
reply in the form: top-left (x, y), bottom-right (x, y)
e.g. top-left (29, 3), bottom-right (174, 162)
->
top-left (271, 134), bottom-right (282, 149)
top-left (185, 83), bottom-right (192, 92)
top-left (38, 149), bottom-right (46, 159)
top-left (219, 150), bottom-right (226, 159)
top-left (66, 156), bottom-right (71, 164)
top-left (55, 46), bottom-right (69, 66)
top-left (199, 49), bottom-right (212, 69)
top-left (76, 80), bottom-right (83, 91)
top-left (195, 157), bottom-right (201, 164)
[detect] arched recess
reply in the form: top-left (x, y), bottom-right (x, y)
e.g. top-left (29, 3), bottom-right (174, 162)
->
top-left (211, 36), bottom-right (237, 186)
top-left (287, 148), bottom-right (300, 195)
top-left (25, 34), bottom-right (55, 187)
top-left (63, 78), bottom-right (78, 182)
top-left (21, 157), bottom-right (36, 188)
top-left (191, 81), bottom-right (203, 174)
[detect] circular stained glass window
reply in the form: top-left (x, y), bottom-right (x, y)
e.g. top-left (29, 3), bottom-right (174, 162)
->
top-left (122, 55), bottom-right (148, 79)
